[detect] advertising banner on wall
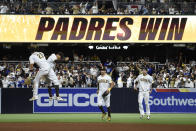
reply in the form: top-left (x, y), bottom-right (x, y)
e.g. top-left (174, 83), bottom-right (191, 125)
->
top-left (33, 88), bottom-right (99, 113)
top-left (34, 88), bottom-right (196, 113)
top-left (149, 89), bottom-right (196, 113)
top-left (0, 15), bottom-right (194, 43)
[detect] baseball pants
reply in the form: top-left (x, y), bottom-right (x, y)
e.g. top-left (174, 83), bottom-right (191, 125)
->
top-left (97, 90), bottom-right (110, 107)
top-left (138, 91), bottom-right (150, 116)
top-left (33, 68), bottom-right (59, 98)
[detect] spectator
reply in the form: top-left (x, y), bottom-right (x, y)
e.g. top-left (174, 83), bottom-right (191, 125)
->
top-left (0, 64), bottom-right (6, 72)
top-left (80, 2), bottom-right (88, 14)
top-left (127, 72), bottom-right (133, 88)
top-left (90, 65), bottom-right (98, 78)
top-left (141, 5), bottom-right (148, 15)
top-left (184, 75), bottom-right (194, 88)
top-left (117, 73), bottom-right (124, 88)
top-left (117, 8), bottom-right (124, 14)
top-left (91, 0), bottom-right (98, 14)
top-left (73, 53), bottom-right (79, 61)
top-left (169, 6), bottom-right (175, 15)
top-left (2, 76), bottom-right (9, 88)
top-left (72, 5), bottom-right (79, 14)
top-left (0, 2), bottom-right (9, 14)
top-left (24, 76), bottom-right (31, 88)
top-left (57, 73), bottom-right (64, 88)
top-left (0, 54), bottom-right (195, 88)
top-left (16, 76), bottom-right (25, 88)
top-left (152, 8), bottom-right (157, 14)
top-left (67, 76), bottom-right (74, 87)
top-left (86, 74), bottom-right (92, 87)
top-left (45, 4), bottom-right (53, 14)
top-left (0, 0), bottom-right (194, 15)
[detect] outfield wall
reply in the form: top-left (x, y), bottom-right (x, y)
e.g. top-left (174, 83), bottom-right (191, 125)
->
top-left (1, 88), bottom-right (33, 114)
top-left (0, 88), bottom-right (196, 114)
top-left (0, 88), bottom-right (1, 114)
top-left (33, 88), bottom-right (139, 113)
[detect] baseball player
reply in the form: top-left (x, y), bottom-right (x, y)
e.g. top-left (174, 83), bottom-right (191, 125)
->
top-left (97, 68), bottom-right (114, 121)
top-left (134, 68), bottom-right (153, 120)
top-left (46, 52), bottom-right (69, 100)
top-left (28, 51), bottom-right (64, 101)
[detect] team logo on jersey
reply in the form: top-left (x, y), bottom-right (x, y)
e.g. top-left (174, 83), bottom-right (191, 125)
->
top-left (98, 79), bottom-right (109, 83)
top-left (140, 78), bottom-right (148, 82)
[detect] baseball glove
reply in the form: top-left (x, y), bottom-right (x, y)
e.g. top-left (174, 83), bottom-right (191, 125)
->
top-left (102, 90), bottom-right (110, 97)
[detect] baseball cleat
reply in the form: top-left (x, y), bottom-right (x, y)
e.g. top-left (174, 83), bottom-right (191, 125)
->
top-left (107, 116), bottom-right (111, 121)
top-left (147, 115), bottom-right (150, 120)
top-left (101, 113), bottom-right (106, 120)
top-left (140, 115), bottom-right (144, 119)
top-left (29, 96), bottom-right (38, 101)
top-left (56, 97), bottom-right (64, 101)
top-left (49, 97), bottom-right (53, 101)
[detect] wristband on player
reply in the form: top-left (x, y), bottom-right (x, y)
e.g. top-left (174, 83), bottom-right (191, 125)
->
top-left (108, 88), bottom-right (112, 92)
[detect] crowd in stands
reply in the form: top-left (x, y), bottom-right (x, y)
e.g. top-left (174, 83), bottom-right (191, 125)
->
top-left (0, 0), bottom-right (195, 15)
top-left (0, 55), bottom-right (195, 88)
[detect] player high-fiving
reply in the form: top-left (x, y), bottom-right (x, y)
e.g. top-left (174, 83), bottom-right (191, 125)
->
top-left (46, 52), bottom-right (69, 100)
top-left (28, 51), bottom-right (64, 101)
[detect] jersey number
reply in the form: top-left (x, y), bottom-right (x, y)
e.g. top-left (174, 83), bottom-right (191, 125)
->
top-left (37, 53), bottom-right (44, 59)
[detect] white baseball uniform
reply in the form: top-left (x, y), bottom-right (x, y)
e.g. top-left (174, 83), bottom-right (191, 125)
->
top-left (47, 53), bottom-right (57, 70)
top-left (134, 74), bottom-right (153, 116)
top-left (29, 52), bottom-right (59, 99)
top-left (97, 74), bottom-right (112, 107)
top-left (46, 53), bottom-right (58, 85)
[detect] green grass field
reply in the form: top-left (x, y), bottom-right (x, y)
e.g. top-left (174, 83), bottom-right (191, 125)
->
top-left (0, 114), bottom-right (196, 125)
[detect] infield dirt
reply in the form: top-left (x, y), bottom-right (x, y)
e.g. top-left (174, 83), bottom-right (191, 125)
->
top-left (0, 123), bottom-right (195, 131)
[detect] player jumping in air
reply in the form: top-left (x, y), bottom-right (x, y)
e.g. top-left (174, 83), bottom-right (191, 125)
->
top-left (97, 68), bottom-right (114, 121)
top-left (46, 52), bottom-right (69, 100)
top-left (28, 51), bottom-right (64, 101)
top-left (134, 67), bottom-right (153, 120)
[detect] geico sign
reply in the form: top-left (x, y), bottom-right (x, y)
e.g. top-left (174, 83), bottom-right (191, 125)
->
top-left (36, 93), bottom-right (97, 107)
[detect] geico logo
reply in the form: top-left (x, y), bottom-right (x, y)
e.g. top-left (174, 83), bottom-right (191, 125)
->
top-left (36, 93), bottom-right (98, 107)
top-left (149, 96), bottom-right (196, 106)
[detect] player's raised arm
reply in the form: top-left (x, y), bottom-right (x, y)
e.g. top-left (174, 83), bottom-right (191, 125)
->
top-left (54, 52), bottom-right (69, 63)
top-left (148, 75), bottom-right (153, 84)
top-left (149, 76), bottom-right (153, 93)
top-left (134, 76), bottom-right (139, 90)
